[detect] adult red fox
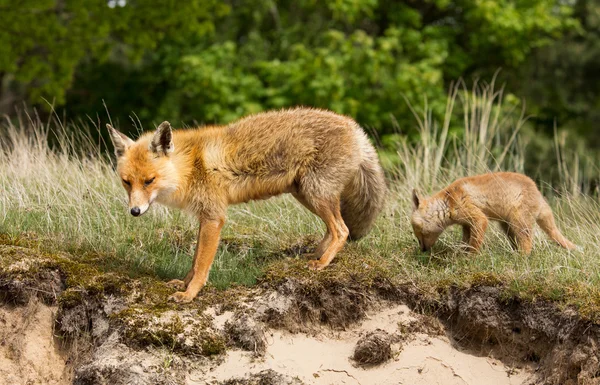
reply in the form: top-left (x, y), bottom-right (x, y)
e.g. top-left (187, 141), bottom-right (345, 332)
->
top-left (107, 108), bottom-right (386, 302)
top-left (411, 172), bottom-right (576, 254)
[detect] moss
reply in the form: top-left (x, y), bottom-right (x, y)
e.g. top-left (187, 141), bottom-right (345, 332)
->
top-left (468, 271), bottom-right (503, 287)
top-left (114, 303), bottom-right (226, 356)
top-left (58, 289), bottom-right (84, 309)
top-left (201, 334), bottom-right (227, 356)
top-left (0, 232), bottom-right (41, 249)
top-left (0, 243), bottom-right (132, 316)
top-left (120, 309), bottom-right (185, 348)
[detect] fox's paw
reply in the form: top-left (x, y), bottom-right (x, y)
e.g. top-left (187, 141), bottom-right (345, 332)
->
top-left (168, 291), bottom-right (195, 303)
top-left (166, 279), bottom-right (186, 291)
top-left (307, 259), bottom-right (327, 271)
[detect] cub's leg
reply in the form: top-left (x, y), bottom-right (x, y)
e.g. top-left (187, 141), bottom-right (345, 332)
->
top-left (454, 202), bottom-right (488, 252)
top-left (507, 212), bottom-right (534, 255)
top-left (500, 221), bottom-right (518, 250)
top-left (461, 225), bottom-right (471, 244)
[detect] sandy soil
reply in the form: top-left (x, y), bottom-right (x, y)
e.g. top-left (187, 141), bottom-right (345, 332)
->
top-left (0, 300), bottom-right (71, 385)
top-left (194, 304), bottom-right (533, 385)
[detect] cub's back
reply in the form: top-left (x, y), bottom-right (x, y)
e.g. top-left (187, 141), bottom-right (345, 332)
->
top-left (450, 172), bottom-right (543, 218)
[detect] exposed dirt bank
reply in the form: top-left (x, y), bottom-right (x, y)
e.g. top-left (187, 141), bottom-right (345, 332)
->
top-left (0, 301), bottom-right (72, 385)
top-left (199, 303), bottom-right (532, 385)
top-left (1, 243), bottom-right (598, 384)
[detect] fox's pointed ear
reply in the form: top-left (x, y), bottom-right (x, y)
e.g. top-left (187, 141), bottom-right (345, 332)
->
top-left (149, 121), bottom-right (173, 156)
top-left (412, 189), bottom-right (422, 210)
top-left (106, 124), bottom-right (134, 158)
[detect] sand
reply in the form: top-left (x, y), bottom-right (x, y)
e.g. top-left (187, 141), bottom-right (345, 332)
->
top-left (193, 304), bottom-right (533, 385)
top-left (0, 301), bottom-right (71, 385)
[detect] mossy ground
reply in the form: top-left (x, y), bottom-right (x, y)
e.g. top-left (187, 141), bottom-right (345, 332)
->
top-left (1, 189), bottom-right (599, 328)
top-left (0, 236), bottom-right (236, 356)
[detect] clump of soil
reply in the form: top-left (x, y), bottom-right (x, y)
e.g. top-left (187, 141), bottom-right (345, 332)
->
top-left (219, 369), bottom-right (304, 385)
top-left (117, 307), bottom-right (226, 356)
top-left (351, 329), bottom-right (393, 367)
top-left (224, 312), bottom-right (267, 356)
top-left (254, 277), bottom-right (371, 332)
top-left (73, 333), bottom-right (185, 385)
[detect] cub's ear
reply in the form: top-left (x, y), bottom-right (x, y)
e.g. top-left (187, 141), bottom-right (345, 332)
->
top-left (149, 121), bottom-right (173, 156)
top-left (106, 124), bottom-right (134, 158)
top-left (412, 189), bottom-right (422, 210)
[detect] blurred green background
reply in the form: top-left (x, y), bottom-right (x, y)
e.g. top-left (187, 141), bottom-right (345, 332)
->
top-left (0, 0), bottom-right (598, 186)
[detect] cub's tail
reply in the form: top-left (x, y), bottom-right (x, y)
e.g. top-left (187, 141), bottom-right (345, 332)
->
top-left (340, 130), bottom-right (387, 240)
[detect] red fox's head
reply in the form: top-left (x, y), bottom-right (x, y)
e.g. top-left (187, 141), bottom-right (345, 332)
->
top-left (410, 189), bottom-right (446, 252)
top-left (106, 122), bottom-right (178, 216)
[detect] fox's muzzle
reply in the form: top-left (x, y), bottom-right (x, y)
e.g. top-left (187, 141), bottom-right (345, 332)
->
top-left (128, 189), bottom-right (152, 217)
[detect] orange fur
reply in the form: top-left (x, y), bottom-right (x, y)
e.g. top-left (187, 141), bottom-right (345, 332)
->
top-left (107, 108), bottom-right (386, 303)
top-left (411, 172), bottom-right (576, 254)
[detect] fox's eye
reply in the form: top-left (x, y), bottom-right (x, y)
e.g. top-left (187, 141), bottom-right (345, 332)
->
top-left (122, 179), bottom-right (131, 186)
top-left (144, 177), bottom-right (155, 186)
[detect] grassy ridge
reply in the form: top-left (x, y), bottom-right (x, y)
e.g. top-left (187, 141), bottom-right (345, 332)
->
top-left (1, 84), bottom-right (599, 319)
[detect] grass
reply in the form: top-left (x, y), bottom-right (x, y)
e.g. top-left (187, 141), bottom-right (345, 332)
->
top-left (1, 82), bottom-right (599, 319)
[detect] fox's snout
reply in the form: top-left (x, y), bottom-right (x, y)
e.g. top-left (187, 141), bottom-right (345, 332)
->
top-left (128, 199), bottom-right (150, 217)
top-left (127, 187), bottom-right (154, 217)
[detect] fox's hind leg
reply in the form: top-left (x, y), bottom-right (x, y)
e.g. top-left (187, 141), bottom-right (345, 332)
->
top-left (292, 193), bottom-right (333, 259)
top-left (294, 193), bottom-right (349, 270)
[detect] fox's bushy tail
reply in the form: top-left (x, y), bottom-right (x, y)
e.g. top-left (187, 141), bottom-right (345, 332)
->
top-left (340, 130), bottom-right (387, 240)
top-left (536, 202), bottom-right (577, 250)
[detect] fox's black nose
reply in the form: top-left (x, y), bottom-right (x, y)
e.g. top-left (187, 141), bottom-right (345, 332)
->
top-left (130, 207), bottom-right (141, 216)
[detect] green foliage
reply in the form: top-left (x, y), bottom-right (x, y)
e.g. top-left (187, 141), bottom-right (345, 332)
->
top-left (4, 0), bottom-right (594, 161)
top-left (0, 0), bottom-right (227, 105)
top-left (52, 0), bottom-right (573, 137)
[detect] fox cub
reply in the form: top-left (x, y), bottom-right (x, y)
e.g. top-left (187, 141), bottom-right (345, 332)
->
top-left (411, 172), bottom-right (576, 254)
top-left (107, 108), bottom-right (386, 303)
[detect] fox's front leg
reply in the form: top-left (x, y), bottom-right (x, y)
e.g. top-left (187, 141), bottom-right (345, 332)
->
top-left (169, 217), bottom-right (225, 303)
top-left (167, 227), bottom-right (201, 291)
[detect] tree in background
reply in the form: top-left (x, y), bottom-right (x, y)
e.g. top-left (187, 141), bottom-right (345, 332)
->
top-left (0, 0), bottom-right (226, 111)
top-left (0, 0), bottom-right (586, 148)
top-left (57, 1), bottom-right (573, 136)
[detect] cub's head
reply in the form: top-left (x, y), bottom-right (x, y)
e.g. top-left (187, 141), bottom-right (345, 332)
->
top-left (410, 189), bottom-right (446, 252)
top-left (106, 122), bottom-right (177, 216)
